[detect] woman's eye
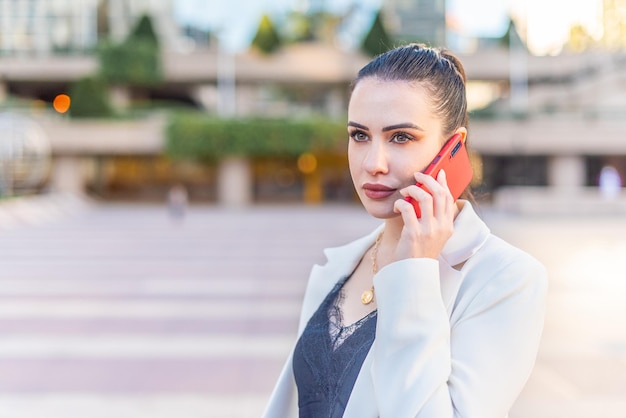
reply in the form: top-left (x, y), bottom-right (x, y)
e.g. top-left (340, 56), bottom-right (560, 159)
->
top-left (391, 132), bottom-right (413, 144)
top-left (350, 131), bottom-right (369, 142)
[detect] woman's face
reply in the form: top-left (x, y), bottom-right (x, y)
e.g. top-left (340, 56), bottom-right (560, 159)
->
top-left (347, 78), bottom-right (445, 219)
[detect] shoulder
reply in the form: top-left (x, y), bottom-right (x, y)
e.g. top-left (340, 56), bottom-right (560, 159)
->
top-left (454, 233), bottom-right (548, 317)
top-left (478, 234), bottom-right (548, 283)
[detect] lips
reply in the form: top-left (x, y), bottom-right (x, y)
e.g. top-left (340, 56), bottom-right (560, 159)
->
top-left (362, 183), bottom-right (397, 200)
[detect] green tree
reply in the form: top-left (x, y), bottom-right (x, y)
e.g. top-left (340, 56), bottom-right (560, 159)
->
top-left (129, 13), bottom-right (159, 45)
top-left (283, 9), bottom-right (343, 44)
top-left (499, 18), bottom-right (528, 51)
top-left (284, 11), bottom-right (315, 42)
top-left (361, 10), bottom-right (393, 57)
top-left (69, 76), bottom-right (112, 118)
top-left (98, 14), bottom-right (163, 86)
top-left (567, 24), bottom-right (594, 52)
top-left (251, 15), bottom-right (282, 54)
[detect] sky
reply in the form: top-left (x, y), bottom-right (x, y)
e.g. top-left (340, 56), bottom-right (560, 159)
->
top-left (173, 0), bottom-right (383, 52)
top-left (173, 0), bottom-right (604, 55)
top-left (515, 0), bottom-right (603, 55)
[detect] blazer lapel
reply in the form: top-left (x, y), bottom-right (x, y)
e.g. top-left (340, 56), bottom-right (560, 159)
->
top-left (344, 202), bottom-right (490, 416)
top-left (344, 259), bottom-right (464, 417)
top-left (439, 261), bottom-right (465, 315)
top-left (297, 225), bottom-right (384, 335)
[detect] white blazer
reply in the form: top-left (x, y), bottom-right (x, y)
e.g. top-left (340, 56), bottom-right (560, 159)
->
top-left (262, 201), bottom-right (548, 418)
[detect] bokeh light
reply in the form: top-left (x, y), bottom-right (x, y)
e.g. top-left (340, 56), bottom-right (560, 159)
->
top-left (297, 153), bottom-right (318, 174)
top-left (53, 94), bottom-right (71, 114)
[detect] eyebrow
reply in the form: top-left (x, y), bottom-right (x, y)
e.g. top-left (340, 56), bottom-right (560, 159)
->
top-left (347, 121), bottom-right (424, 132)
top-left (347, 121), bottom-right (368, 130)
top-left (382, 123), bottom-right (424, 132)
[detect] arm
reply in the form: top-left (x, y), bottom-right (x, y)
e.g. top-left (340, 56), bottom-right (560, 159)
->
top-left (371, 255), bottom-right (547, 418)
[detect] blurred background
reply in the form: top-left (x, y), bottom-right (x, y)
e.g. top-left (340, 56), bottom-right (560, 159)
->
top-left (0, 0), bottom-right (625, 417)
top-left (0, 0), bottom-right (624, 207)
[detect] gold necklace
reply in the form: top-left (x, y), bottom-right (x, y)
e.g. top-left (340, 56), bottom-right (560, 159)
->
top-left (361, 230), bottom-right (383, 305)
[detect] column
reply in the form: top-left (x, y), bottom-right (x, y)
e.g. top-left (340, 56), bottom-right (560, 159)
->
top-left (50, 156), bottom-right (86, 194)
top-left (191, 84), bottom-right (218, 113)
top-left (0, 80), bottom-right (7, 104)
top-left (109, 85), bottom-right (131, 109)
top-left (0, 0), bottom-right (13, 52)
top-left (32, 0), bottom-right (48, 55)
top-left (325, 87), bottom-right (344, 118)
top-left (217, 156), bottom-right (252, 206)
top-left (217, 35), bottom-right (237, 118)
top-left (548, 155), bottom-right (586, 191)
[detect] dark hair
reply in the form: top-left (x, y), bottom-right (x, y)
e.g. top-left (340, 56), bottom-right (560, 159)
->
top-left (352, 43), bottom-right (468, 138)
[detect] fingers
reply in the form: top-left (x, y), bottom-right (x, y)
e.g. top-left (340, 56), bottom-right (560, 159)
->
top-left (394, 170), bottom-right (455, 260)
top-left (394, 192), bottom-right (423, 227)
top-left (401, 170), bottom-right (453, 219)
top-left (432, 170), bottom-right (455, 219)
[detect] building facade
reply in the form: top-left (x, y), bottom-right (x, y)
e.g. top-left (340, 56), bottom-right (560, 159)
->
top-left (1, 0), bottom-right (625, 210)
top-left (382, 0), bottom-right (446, 45)
top-left (0, 0), bottom-right (179, 56)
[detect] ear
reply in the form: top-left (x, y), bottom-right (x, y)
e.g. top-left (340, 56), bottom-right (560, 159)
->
top-left (454, 127), bottom-right (468, 144)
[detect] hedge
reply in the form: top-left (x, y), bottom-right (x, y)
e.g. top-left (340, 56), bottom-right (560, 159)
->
top-left (98, 39), bottom-right (162, 86)
top-left (98, 14), bottom-right (162, 87)
top-left (164, 113), bottom-right (348, 160)
top-left (69, 76), bottom-right (112, 118)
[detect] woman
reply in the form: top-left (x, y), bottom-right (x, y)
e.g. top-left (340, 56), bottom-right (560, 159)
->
top-left (263, 43), bottom-right (547, 418)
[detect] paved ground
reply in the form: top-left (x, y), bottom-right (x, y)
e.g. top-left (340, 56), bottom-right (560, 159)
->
top-left (0, 194), bottom-right (625, 418)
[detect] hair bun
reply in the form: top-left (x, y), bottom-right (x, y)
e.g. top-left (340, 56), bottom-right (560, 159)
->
top-left (441, 50), bottom-right (467, 84)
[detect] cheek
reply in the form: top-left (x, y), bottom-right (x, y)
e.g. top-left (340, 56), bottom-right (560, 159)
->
top-left (347, 140), bottom-right (364, 165)
top-left (394, 149), bottom-right (436, 186)
top-left (397, 161), bottom-right (421, 186)
top-left (347, 145), bottom-right (359, 177)
top-left (409, 139), bottom-right (443, 170)
top-left (396, 149), bottom-right (429, 175)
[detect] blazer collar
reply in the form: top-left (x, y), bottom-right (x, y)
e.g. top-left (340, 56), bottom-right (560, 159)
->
top-left (298, 201), bottom-right (490, 332)
top-left (344, 202), bottom-right (491, 417)
top-left (323, 200), bottom-right (490, 272)
top-left (438, 200), bottom-right (491, 313)
top-left (297, 226), bottom-right (384, 333)
top-left (441, 200), bottom-right (491, 267)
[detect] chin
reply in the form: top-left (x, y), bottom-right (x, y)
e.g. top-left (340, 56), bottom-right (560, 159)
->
top-left (361, 199), bottom-right (399, 219)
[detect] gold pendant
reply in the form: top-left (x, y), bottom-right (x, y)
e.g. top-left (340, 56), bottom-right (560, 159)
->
top-left (361, 288), bottom-right (374, 305)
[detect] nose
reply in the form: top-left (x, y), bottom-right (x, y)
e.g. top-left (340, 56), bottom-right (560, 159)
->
top-left (363, 140), bottom-right (388, 175)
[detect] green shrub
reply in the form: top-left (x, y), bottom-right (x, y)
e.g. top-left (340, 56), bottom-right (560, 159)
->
top-left (165, 113), bottom-right (347, 160)
top-left (129, 14), bottom-right (159, 46)
top-left (69, 76), bottom-right (112, 118)
top-left (251, 14), bottom-right (282, 54)
top-left (98, 14), bottom-right (162, 86)
top-left (98, 39), bottom-right (162, 86)
top-left (361, 10), bottom-right (393, 57)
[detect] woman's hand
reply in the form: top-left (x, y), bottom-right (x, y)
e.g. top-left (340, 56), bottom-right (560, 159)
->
top-left (393, 170), bottom-right (456, 260)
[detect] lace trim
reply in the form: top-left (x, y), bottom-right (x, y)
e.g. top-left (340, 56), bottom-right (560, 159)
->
top-left (328, 285), bottom-right (377, 351)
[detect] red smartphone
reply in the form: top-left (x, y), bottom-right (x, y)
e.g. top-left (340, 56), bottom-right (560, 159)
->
top-left (405, 133), bottom-right (473, 218)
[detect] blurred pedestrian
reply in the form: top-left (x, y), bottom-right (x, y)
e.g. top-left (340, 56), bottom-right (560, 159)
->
top-left (167, 183), bottom-right (188, 220)
top-left (598, 165), bottom-right (622, 201)
top-left (263, 43), bottom-right (548, 418)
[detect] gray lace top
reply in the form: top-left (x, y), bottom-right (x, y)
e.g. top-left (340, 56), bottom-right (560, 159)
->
top-left (293, 276), bottom-right (378, 418)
